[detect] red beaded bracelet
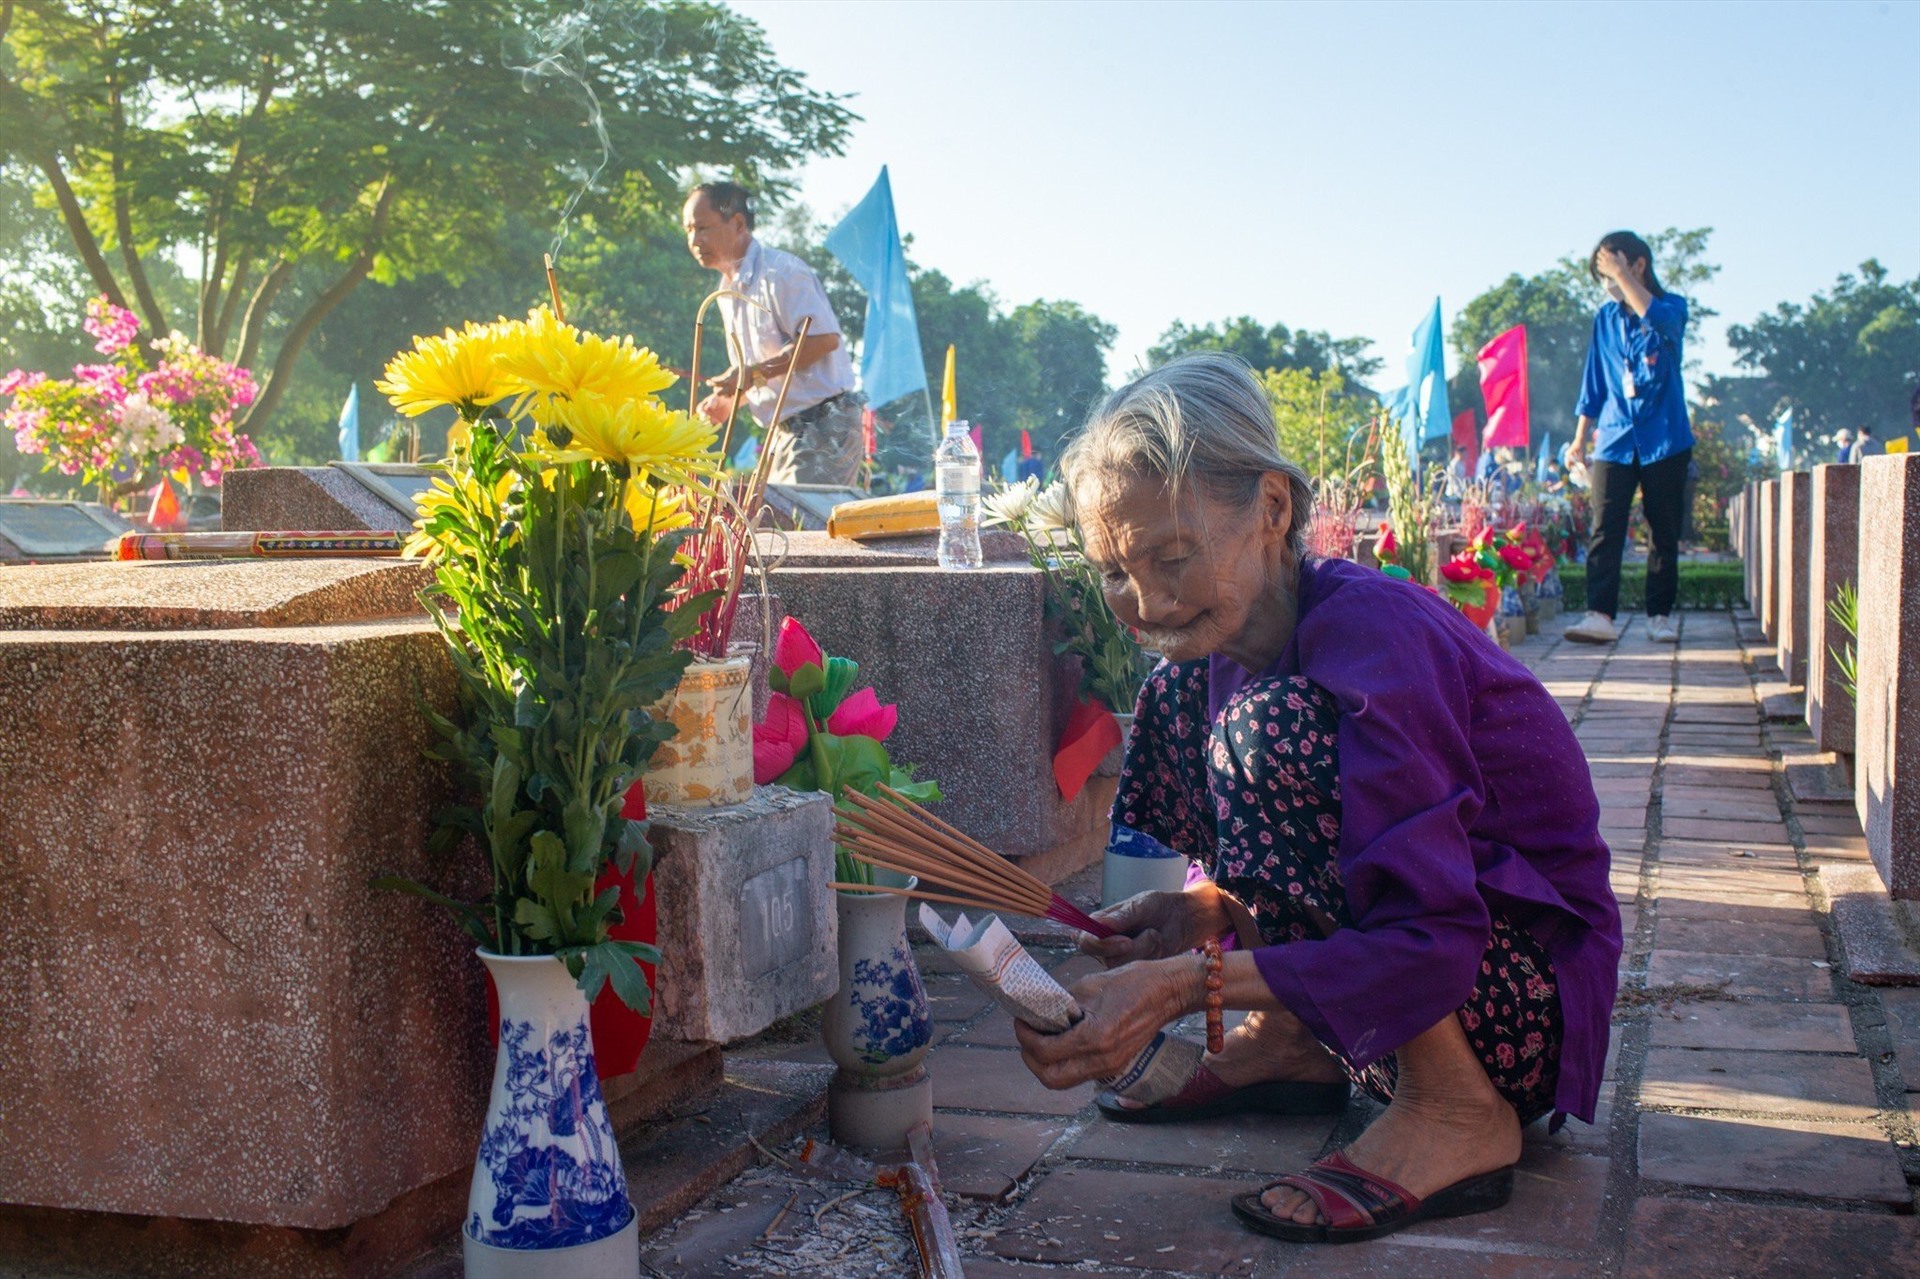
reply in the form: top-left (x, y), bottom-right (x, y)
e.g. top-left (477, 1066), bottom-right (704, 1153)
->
top-left (1201, 937), bottom-right (1225, 1055)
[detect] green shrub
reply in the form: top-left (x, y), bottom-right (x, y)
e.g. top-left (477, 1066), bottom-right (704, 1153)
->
top-left (1557, 562), bottom-right (1747, 612)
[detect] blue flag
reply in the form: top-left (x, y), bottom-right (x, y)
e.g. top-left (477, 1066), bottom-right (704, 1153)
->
top-left (825, 167), bottom-right (929, 410)
top-left (1775, 407), bottom-right (1794, 471)
top-left (337, 383), bottom-right (360, 461)
top-left (1001, 447), bottom-right (1020, 482)
top-left (1378, 298), bottom-right (1451, 469)
top-left (1537, 434), bottom-right (1552, 484)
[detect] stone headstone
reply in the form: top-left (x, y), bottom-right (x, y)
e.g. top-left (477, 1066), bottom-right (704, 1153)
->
top-left (1776, 470), bottom-right (1814, 686)
top-left (647, 787), bottom-right (836, 1044)
top-left (1741, 480), bottom-right (1760, 610)
top-left (221, 465), bottom-right (407, 531)
top-left (0, 499), bottom-right (130, 561)
top-left (1758, 479), bottom-right (1782, 643)
top-left (1807, 464), bottom-right (1861, 755)
top-left (1854, 453), bottom-right (1920, 898)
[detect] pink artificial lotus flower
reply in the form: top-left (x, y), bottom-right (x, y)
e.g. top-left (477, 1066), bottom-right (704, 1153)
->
top-left (753, 692), bottom-right (810, 783)
top-left (772, 616), bottom-right (824, 678)
top-left (827, 686), bottom-right (898, 742)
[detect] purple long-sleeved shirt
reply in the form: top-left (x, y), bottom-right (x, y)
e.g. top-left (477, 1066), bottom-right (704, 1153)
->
top-left (1208, 557), bottom-right (1619, 1125)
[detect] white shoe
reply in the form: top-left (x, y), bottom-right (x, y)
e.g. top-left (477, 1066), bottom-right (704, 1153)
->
top-left (1646, 615), bottom-right (1679, 643)
top-left (1564, 611), bottom-right (1620, 644)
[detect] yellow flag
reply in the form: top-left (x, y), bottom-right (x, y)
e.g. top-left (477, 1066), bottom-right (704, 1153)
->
top-left (940, 345), bottom-right (957, 428)
top-left (1887, 436), bottom-right (1910, 455)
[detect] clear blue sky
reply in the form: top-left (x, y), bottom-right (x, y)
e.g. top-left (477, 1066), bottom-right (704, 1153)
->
top-left (730, 0), bottom-right (1918, 399)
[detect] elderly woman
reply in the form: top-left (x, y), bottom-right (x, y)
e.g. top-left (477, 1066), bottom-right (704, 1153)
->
top-left (1015, 354), bottom-right (1619, 1244)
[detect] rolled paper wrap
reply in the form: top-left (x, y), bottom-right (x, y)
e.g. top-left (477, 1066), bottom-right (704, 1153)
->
top-left (113, 530), bottom-right (406, 560)
top-left (917, 904), bottom-right (1203, 1105)
top-left (826, 491), bottom-right (938, 540)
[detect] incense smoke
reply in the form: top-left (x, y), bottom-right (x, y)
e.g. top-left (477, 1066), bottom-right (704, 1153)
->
top-left (508, 5), bottom-right (617, 263)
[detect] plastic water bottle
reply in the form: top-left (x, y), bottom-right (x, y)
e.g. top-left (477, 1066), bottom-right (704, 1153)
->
top-left (934, 419), bottom-right (983, 570)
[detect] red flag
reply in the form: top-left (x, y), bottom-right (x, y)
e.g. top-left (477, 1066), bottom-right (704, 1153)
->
top-left (1477, 326), bottom-right (1530, 450)
top-left (1451, 410), bottom-right (1480, 471)
top-left (861, 407), bottom-right (877, 459)
top-left (146, 478), bottom-right (184, 531)
top-left (1019, 429), bottom-right (1033, 460)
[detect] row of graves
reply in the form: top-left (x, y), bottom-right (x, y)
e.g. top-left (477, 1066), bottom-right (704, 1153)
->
top-left (1731, 453), bottom-right (1920, 980)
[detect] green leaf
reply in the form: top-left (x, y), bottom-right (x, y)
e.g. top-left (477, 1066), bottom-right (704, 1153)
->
top-left (808, 655), bottom-right (859, 718)
top-left (786, 661), bottom-right (826, 702)
top-left (513, 897), bottom-right (561, 941)
top-left (368, 875), bottom-right (493, 947)
top-left (774, 756), bottom-right (818, 791)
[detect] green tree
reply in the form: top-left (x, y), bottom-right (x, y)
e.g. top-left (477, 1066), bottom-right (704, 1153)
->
top-left (0, 0), bottom-right (852, 435)
top-left (1000, 298), bottom-right (1115, 458)
top-left (1259, 366), bottom-right (1372, 484)
top-left (1148, 315), bottom-right (1381, 384)
top-left (1702, 261), bottom-right (1920, 441)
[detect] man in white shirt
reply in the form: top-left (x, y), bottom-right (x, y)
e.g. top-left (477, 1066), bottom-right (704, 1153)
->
top-left (682, 182), bottom-right (864, 485)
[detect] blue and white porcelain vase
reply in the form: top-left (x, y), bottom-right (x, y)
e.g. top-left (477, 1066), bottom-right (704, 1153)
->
top-left (823, 872), bottom-right (934, 1150)
top-left (463, 952), bottom-right (639, 1279)
top-left (1498, 583), bottom-right (1527, 618)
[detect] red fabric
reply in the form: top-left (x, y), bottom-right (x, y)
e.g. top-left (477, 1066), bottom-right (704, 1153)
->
top-left (1053, 697), bottom-right (1122, 802)
top-left (1451, 410), bottom-right (1480, 471)
top-left (861, 407), bottom-right (877, 459)
top-left (1477, 325), bottom-right (1530, 449)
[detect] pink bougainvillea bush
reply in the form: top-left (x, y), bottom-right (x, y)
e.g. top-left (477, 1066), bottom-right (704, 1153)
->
top-left (3, 296), bottom-right (261, 497)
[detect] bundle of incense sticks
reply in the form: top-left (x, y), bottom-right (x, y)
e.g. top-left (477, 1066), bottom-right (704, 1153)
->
top-left (113, 531), bottom-right (406, 560)
top-left (830, 784), bottom-right (1114, 938)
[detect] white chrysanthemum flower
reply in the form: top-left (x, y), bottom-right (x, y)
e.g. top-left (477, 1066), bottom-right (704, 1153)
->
top-left (981, 476), bottom-right (1040, 528)
top-left (116, 392), bottom-right (183, 454)
top-left (1026, 480), bottom-right (1073, 532)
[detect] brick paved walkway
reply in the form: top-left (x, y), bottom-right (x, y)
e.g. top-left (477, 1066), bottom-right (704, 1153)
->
top-left (653, 610), bottom-right (1920, 1278)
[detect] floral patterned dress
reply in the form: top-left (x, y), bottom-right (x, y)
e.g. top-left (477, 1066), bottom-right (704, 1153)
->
top-left (1114, 660), bottom-right (1564, 1125)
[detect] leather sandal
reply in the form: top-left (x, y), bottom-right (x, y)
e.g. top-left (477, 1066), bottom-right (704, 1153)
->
top-left (1229, 1149), bottom-right (1515, 1243)
top-left (1096, 1058), bottom-right (1349, 1125)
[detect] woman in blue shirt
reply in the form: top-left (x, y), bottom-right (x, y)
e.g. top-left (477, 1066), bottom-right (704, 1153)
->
top-left (1565, 232), bottom-right (1692, 645)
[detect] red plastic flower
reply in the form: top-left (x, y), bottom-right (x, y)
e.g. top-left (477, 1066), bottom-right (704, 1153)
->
top-left (772, 616), bottom-right (824, 678)
top-left (1440, 560), bottom-right (1479, 584)
top-left (753, 692), bottom-right (810, 783)
top-left (827, 686), bottom-right (898, 742)
top-left (1499, 545), bottom-right (1533, 572)
top-left (1376, 525), bottom-right (1399, 559)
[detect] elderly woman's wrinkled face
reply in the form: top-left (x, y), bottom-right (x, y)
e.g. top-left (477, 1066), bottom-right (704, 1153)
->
top-left (1078, 469), bottom-right (1292, 664)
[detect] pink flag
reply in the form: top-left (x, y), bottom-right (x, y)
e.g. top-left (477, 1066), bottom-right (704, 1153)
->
top-left (1477, 325), bottom-right (1530, 450)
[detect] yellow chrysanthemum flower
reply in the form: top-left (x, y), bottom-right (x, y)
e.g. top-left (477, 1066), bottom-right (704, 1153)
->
top-left (530, 394), bottom-right (720, 484)
top-left (377, 319), bottom-right (517, 417)
top-left (624, 480), bottom-right (695, 533)
top-left (495, 306), bottom-right (677, 406)
top-left (402, 467), bottom-right (517, 560)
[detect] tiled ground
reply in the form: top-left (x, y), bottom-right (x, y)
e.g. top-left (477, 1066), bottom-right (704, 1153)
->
top-left (652, 610), bottom-right (1920, 1277)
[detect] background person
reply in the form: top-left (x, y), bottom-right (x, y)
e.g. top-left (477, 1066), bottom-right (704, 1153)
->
top-left (1565, 231), bottom-right (1693, 646)
top-left (1848, 425), bottom-right (1876, 464)
top-left (682, 181), bottom-right (866, 486)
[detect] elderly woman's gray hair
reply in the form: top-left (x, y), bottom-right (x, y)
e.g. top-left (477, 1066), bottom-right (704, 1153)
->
top-left (1059, 352), bottom-right (1316, 561)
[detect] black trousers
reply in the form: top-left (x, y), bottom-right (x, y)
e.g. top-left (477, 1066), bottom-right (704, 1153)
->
top-left (1586, 449), bottom-right (1691, 619)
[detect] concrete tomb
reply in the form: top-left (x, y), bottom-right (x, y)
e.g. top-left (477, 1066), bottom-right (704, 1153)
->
top-left (1776, 470), bottom-right (1814, 686)
top-left (1758, 479), bottom-right (1782, 644)
top-left (1853, 454), bottom-right (1920, 898)
top-left (1807, 463), bottom-right (1861, 756)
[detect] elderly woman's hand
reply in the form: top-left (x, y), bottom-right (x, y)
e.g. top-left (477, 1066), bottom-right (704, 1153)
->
top-left (1079, 884), bottom-right (1228, 969)
top-left (1014, 958), bottom-right (1198, 1090)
